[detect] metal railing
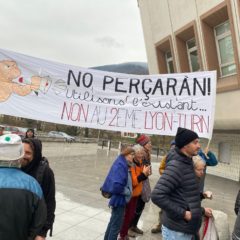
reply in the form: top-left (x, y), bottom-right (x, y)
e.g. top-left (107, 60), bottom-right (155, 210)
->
top-left (97, 139), bottom-right (167, 160)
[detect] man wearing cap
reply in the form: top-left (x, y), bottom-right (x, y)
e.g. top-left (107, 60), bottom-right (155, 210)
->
top-left (152, 127), bottom-right (202, 240)
top-left (0, 134), bottom-right (46, 240)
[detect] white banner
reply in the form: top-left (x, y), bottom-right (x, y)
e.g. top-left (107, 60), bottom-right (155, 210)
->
top-left (0, 48), bottom-right (216, 138)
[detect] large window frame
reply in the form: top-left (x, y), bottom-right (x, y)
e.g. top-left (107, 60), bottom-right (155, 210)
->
top-left (155, 36), bottom-right (176, 74)
top-left (200, 1), bottom-right (240, 92)
top-left (175, 21), bottom-right (202, 73)
top-left (214, 20), bottom-right (236, 77)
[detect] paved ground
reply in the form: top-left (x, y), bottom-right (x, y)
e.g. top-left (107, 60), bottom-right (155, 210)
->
top-left (42, 142), bottom-right (239, 240)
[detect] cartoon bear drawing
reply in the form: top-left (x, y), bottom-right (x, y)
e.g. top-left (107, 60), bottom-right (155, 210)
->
top-left (0, 60), bottom-right (47, 102)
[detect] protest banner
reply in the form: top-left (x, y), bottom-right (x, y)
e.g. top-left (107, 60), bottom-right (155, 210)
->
top-left (0, 48), bottom-right (216, 138)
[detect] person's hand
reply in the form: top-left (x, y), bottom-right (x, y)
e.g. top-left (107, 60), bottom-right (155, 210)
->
top-left (203, 191), bottom-right (213, 199)
top-left (34, 236), bottom-right (45, 240)
top-left (204, 208), bottom-right (212, 217)
top-left (142, 165), bottom-right (151, 176)
top-left (184, 211), bottom-right (192, 221)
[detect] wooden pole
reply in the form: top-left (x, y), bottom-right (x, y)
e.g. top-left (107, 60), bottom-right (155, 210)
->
top-left (204, 138), bottom-right (211, 159)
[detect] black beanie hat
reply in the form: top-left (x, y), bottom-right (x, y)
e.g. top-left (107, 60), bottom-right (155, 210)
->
top-left (175, 127), bottom-right (199, 149)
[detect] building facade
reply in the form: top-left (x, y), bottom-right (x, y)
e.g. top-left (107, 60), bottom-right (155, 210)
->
top-left (138, 0), bottom-right (240, 181)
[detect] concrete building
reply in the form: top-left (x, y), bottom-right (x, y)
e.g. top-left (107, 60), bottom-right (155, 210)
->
top-left (138, 0), bottom-right (240, 181)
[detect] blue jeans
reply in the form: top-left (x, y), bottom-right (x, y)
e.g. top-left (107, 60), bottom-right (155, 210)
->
top-left (104, 206), bottom-right (125, 240)
top-left (162, 225), bottom-right (193, 240)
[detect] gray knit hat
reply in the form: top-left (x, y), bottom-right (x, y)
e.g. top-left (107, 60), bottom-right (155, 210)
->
top-left (0, 134), bottom-right (24, 161)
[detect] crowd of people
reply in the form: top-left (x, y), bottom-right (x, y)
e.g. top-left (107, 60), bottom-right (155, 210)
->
top-left (1, 126), bottom-right (240, 239)
top-left (102, 127), bottom-right (240, 240)
top-left (0, 128), bottom-right (56, 240)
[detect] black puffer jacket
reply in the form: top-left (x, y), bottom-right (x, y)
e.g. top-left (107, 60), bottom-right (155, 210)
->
top-left (233, 190), bottom-right (240, 239)
top-left (151, 147), bottom-right (202, 235)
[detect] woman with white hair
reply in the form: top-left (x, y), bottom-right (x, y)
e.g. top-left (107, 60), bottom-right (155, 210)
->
top-left (192, 155), bottom-right (213, 240)
top-left (119, 144), bottom-right (151, 240)
top-left (193, 155), bottom-right (206, 179)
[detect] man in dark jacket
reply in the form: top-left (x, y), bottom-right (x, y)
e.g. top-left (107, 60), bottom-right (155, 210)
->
top-left (233, 190), bottom-right (240, 239)
top-left (0, 134), bottom-right (46, 240)
top-left (20, 138), bottom-right (56, 239)
top-left (151, 127), bottom-right (202, 240)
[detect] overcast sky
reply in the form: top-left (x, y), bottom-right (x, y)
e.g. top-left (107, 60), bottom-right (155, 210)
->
top-left (0, 0), bottom-right (147, 67)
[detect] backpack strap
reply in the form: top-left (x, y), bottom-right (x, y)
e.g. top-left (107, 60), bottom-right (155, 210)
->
top-left (36, 157), bottom-right (49, 186)
top-left (49, 226), bottom-right (53, 237)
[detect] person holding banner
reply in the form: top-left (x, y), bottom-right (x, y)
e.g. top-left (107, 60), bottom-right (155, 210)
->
top-left (151, 127), bottom-right (202, 240)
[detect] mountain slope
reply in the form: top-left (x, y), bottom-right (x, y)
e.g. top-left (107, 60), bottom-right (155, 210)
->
top-left (91, 62), bottom-right (149, 75)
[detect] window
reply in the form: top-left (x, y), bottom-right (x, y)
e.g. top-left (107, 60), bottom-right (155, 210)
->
top-left (201, 2), bottom-right (239, 91)
top-left (175, 22), bottom-right (202, 72)
top-left (165, 51), bottom-right (174, 73)
top-left (155, 36), bottom-right (176, 74)
top-left (214, 20), bottom-right (236, 77)
top-left (186, 38), bottom-right (200, 72)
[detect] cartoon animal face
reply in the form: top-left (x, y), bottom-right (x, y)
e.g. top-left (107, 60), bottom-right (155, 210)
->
top-left (0, 60), bottom-right (21, 81)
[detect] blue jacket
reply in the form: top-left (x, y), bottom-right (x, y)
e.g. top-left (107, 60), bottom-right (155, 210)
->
top-left (0, 167), bottom-right (46, 240)
top-left (198, 149), bottom-right (218, 166)
top-left (101, 154), bottom-right (131, 207)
